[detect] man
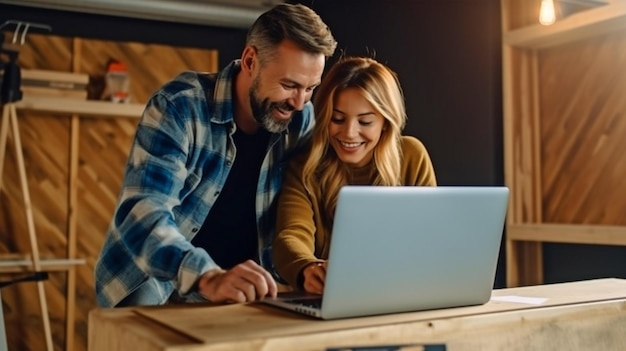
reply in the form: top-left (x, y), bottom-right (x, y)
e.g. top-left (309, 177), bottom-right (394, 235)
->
top-left (95, 3), bottom-right (337, 307)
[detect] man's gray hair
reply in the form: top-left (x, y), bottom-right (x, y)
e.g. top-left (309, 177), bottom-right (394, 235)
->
top-left (247, 3), bottom-right (337, 64)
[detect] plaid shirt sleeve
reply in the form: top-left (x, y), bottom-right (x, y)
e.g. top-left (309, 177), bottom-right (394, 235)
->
top-left (95, 72), bottom-right (221, 307)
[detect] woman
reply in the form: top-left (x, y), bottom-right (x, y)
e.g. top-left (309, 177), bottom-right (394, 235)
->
top-left (272, 57), bottom-right (437, 294)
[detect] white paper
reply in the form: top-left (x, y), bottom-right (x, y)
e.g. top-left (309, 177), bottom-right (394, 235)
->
top-left (490, 295), bottom-right (548, 305)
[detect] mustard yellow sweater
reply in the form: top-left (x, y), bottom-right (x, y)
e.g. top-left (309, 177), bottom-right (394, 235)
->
top-left (272, 136), bottom-right (437, 288)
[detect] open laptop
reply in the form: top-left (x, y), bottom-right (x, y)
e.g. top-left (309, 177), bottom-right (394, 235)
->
top-left (262, 186), bottom-right (509, 320)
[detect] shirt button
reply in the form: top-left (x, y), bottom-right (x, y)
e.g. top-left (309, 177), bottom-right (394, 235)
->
top-left (191, 228), bottom-right (199, 233)
top-left (214, 191), bottom-right (220, 197)
top-left (226, 160), bottom-right (232, 166)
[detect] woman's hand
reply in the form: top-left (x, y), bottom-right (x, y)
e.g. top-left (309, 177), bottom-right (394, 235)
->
top-left (302, 261), bottom-right (327, 294)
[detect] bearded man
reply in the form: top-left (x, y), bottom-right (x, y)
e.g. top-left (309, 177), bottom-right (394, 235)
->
top-left (95, 3), bottom-right (337, 307)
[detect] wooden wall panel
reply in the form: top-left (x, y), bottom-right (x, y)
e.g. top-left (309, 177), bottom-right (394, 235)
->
top-left (1, 33), bottom-right (217, 351)
top-left (502, 0), bottom-right (626, 287)
top-left (539, 31), bottom-right (626, 225)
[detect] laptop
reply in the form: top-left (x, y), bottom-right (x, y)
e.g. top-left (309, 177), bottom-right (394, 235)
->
top-left (262, 186), bottom-right (509, 320)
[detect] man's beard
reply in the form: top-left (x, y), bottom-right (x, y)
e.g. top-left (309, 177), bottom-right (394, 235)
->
top-left (249, 78), bottom-right (294, 133)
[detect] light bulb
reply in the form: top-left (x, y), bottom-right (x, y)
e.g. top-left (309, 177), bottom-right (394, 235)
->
top-left (539, 0), bottom-right (556, 25)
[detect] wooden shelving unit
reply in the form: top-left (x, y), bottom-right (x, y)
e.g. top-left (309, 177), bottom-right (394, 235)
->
top-left (0, 31), bottom-right (218, 351)
top-left (501, 0), bottom-right (626, 287)
top-left (1, 95), bottom-right (143, 351)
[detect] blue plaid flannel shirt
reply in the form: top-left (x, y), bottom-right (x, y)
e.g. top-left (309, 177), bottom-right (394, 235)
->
top-left (94, 60), bottom-right (314, 307)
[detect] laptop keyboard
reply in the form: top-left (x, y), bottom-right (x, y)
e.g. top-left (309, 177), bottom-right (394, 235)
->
top-left (287, 297), bottom-right (322, 309)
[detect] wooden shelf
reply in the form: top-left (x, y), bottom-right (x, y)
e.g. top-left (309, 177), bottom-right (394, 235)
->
top-left (508, 224), bottom-right (626, 246)
top-left (14, 96), bottom-right (144, 118)
top-left (0, 258), bottom-right (86, 273)
top-left (504, 1), bottom-right (626, 49)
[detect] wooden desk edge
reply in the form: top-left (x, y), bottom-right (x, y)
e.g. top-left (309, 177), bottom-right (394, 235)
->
top-left (88, 308), bottom-right (201, 351)
top-left (182, 299), bottom-right (626, 351)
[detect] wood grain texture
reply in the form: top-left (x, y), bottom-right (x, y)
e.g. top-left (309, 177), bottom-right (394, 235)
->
top-left (502, 0), bottom-right (626, 287)
top-left (137, 279), bottom-right (626, 345)
top-left (502, 44), bottom-right (544, 286)
top-left (539, 31), bottom-right (626, 225)
top-left (0, 32), bottom-right (218, 351)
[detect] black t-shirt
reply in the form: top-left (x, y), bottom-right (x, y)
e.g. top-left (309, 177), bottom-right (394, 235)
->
top-left (191, 127), bottom-right (270, 269)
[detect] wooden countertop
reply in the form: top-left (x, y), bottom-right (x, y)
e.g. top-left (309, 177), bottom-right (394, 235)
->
top-left (89, 278), bottom-right (626, 351)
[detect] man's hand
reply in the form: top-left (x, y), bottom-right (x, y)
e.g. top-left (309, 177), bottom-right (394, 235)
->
top-left (302, 261), bottom-right (327, 295)
top-left (197, 260), bottom-right (278, 303)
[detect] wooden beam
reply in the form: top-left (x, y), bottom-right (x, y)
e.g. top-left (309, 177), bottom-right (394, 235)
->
top-left (0, 258), bottom-right (85, 273)
top-left (4, 103), bottom-right (54, 351)
top-left (508, 223), bottom-right (626, 246)
top-left (65, 36), bottom-right (81, 351)
top-left (504, 1), bottom-right (626, 49)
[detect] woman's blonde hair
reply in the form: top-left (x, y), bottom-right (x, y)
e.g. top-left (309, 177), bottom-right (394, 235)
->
top-left (302, 56), bottom-right (407, 225)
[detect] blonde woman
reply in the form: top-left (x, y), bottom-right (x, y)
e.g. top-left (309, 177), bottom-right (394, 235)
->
top-left (273, 57), bottom-right (437, 294)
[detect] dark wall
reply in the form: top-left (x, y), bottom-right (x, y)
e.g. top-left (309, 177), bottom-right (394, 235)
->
top-left (301, 0), bottom-right (504, 187)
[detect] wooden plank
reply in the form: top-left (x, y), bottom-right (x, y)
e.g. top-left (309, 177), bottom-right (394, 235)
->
top-left (505, 237), bottom-right (519, 287)
top-left (65, 36), bottom-right (82, 351)
top-left (501, 41), bottom-right (520, 286)
top-left (14, 96), bottom-right (144, 118)
top-left (530, 53), bottom-right (542, 222)
top-left (6, 103), bottom-right (54, 351)
top-left (0, 257), bottom-right (85, 272)
top-left (21, 86), bottom-right (88, 100)
top-left (526, 51), bottom-right (543, 285)
top-left (20, 69), bottom-right (89, 85)
top-left (504, 1), bottom-right (626, 49)
top-left (501, 11), bottom-right (516, 224)
top-left (505, 46), bottom-right (543, 287)
top-left (507, 223), bottom-right (626, 245)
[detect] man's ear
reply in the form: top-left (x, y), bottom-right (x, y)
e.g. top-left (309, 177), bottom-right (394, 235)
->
top-left (241, 46), bottom-right (256, 72)
top-left (245, 56), bottom-right (254, 71)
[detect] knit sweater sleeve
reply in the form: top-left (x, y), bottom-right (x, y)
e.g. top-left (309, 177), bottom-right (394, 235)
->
top-left (272, 156), bottom-right (322, 288)
top-left (401, 136), bottom-right (437, 186)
